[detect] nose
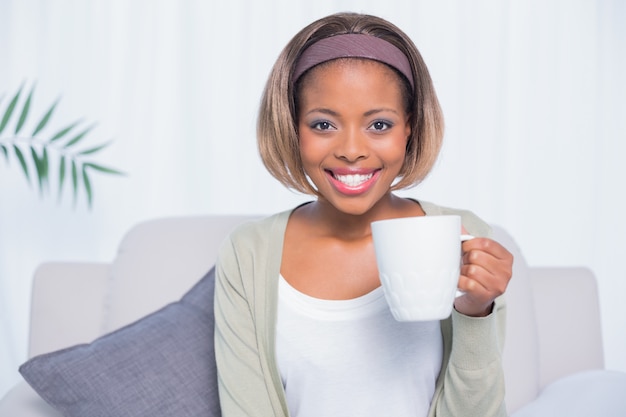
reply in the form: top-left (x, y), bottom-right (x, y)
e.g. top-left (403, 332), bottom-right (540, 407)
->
top-left (334, 127), bottom-right (368, 162)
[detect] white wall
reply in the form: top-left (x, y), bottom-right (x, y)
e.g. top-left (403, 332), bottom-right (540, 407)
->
top-left (1, 0), bottom-right (625, 396)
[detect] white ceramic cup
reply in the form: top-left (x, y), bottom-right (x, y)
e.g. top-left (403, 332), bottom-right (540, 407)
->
top-left (371, 215), bottom-right (472, 321)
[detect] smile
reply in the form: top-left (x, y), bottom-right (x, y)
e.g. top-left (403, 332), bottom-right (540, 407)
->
top-left (333, 173), bottom-right (374, 187)
top-left (325, 169), bottom-right (381, 195)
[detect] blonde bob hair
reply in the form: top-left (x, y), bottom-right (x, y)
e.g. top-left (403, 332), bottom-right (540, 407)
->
top-left (258, 12), bottom-right (444, 195)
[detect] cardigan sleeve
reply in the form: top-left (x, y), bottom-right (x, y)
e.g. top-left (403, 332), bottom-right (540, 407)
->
top-left (422, 200), bottom-right (508, 416)
top-left (431, 298), bottom-right (508, 417)
top-left (214, 234), bottom-right (282, 417)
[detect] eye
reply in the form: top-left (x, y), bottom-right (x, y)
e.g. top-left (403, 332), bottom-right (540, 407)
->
top-left (369, 120), bottom-right (393, 132)
top-left (311, 120), bottom-right (335, 131)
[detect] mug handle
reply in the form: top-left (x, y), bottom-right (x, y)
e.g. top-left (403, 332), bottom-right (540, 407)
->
top-left (456, 234), bottom-right (475, 297)
top-left (461, 234), bottom-right (475, 242)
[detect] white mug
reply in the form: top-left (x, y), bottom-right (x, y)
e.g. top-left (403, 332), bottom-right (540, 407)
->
top-left (371, 215), bottom-right (472, 321)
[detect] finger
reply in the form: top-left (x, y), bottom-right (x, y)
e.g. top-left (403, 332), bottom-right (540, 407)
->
top-left (463, 243), bottom-right (514, 281)
top-left (463, 238), bottom-right (512, 261)
top-left (463, 248), bottom-right (502, 271)
top-left (458, 270), bottom-right (490, 295)
top-left (460, 263), bottom-right (491, 291)
top-left (461, 261), bottom-right (510, 296)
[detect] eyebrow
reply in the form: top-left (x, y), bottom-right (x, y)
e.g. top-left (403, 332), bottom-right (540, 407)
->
top-left (304, 108), bottom-right (339, 117)
top-left (364, 108), bottom-right (401, 117)
top-left (304, 107), bottom-right (401, 117)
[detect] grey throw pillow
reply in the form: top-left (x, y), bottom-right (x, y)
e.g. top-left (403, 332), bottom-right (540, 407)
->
top-left (19, 267), bottom-right (220, 417)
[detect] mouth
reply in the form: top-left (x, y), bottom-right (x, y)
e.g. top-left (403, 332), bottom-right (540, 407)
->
top-left (325, 169), bottom-right (380, 194)
top-left (332, 172), bottom-right (374, 187)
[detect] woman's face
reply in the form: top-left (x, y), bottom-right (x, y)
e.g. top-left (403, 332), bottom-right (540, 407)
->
top-left (297, 59), bottom-right (411, 216)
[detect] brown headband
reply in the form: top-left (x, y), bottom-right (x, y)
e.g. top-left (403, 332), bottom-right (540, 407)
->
top-left (292, 33), bottom-right (414, 89)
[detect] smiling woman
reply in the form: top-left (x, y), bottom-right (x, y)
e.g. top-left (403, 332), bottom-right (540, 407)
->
top-left (215, 12), bottom-right (512, 417)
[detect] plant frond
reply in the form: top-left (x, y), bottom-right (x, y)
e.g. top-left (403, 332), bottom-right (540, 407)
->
top-left (12, 144), bottom-right (30, 185)
top-left (49, 119), bottom-right (81, 142)
top-left (32, 98), bottom-right (59, 137)
top-left (82, 165), bottom-right (93, 208)
top-left (42, 146), bottom-right (50, 190)
top-left (64, 123), bottom-right (97, 148)
top-left (2, 83), bottom-right (125, 209)
top-left (71, 159), bottom-right (79, 206)
top-left (83, 162), bottom-right (125, 176)
top-left (58, 155), bottom-right (66, 201)
top-left (30, 146), bottom-right (45, 195)
top-left (0, 84), bottom-right (23, 134)
top-left (77, 141), bottom-right (112, 155)
top-left (16, 84), bottom-right (35, 135)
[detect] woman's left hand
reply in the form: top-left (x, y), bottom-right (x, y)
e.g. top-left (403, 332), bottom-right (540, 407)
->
top-left (454, 237), bottom-right (513, 317)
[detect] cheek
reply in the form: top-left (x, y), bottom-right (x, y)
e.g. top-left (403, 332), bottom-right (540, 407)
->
top-left (298, 137), bottom-right (318, 172)
top-left (298, 132), bottom-right (324, 162)
top-left (377, 136), bottom-right (409, 164)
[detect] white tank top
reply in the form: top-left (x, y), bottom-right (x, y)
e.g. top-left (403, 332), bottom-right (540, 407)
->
top-left (276, 275), bottom-right (443, 417)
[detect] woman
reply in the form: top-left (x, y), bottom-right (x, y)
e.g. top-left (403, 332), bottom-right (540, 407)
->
top-left (215, 12), bottom-right (513, 417)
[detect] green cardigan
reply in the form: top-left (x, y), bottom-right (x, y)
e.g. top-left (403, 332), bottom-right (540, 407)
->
top-left (214, 201), bottom-right (507, 417)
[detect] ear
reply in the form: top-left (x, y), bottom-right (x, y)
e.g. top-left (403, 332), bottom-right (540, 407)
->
top-left (404, 115), bottom-right (412, 142)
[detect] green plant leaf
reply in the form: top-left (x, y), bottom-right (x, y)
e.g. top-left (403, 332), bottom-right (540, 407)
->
top-left (71, 159), bottom-right (79, 205)
top-left (13, 144), bottom-right (30, 184)
top-left (42, 146), bottom-right (50, 189)
top-left (64, 123), bottom-right (96, 148)
top-left (0, 85), bottom-right (23, 134)
top-left (77, 141), bottom-right (111, 155)
top-left (3, 83), bottom-right (124, 209)
top-left (49, 119), bottom-right (81, 142)
top-left (32, 98), bottom-right (58, 137)
top-left (30, 146), bottom-right (44, 195)
top-left (82, 165), bottom-right (93, 208)
top-left (16, 84), bottom-right (35, 135)
top-left (58, 155), bottom-right (66, 200)
top-left (83, 162), bottom-right (125, 176)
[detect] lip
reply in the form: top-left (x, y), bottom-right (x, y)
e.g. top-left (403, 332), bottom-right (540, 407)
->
top-left (325, 168), bottom-right (381, 195)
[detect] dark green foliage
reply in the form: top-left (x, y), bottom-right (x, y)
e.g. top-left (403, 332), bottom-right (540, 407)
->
top-left (1, 83), bottom-right (125, 208)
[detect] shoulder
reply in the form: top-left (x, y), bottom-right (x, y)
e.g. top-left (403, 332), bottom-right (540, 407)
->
top-left (216, 209), bottom-right (292, 290)
top-left (217, 208), bottom-right (292, 264)
top-left (418, 200), bottom-right (492, 238)
top-left (226, 209), bottom-right (291, 245)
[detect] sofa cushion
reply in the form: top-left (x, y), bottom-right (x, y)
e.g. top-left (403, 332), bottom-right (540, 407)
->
top-left (511, 370), bottom-right (626, 417)
top-left (106, 216), bottom-right (256, 332)
top-left (18, 267), bottom-right (220, 417)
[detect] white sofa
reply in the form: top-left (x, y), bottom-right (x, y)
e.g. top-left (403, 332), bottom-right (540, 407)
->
top-left (1, 215), bottom-right (625, 416)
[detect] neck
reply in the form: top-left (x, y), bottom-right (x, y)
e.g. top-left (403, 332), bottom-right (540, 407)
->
top-left (296, 194), bottom-right (422, 241)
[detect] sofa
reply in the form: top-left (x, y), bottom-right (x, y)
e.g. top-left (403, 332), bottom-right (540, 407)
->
top-left (1, 215), bottom-right (625, 416)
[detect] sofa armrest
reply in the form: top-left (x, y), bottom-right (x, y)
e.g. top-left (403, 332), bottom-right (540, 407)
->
top-left (511, 370), bottom-right (626, 417)
top-left (29, 262), bottom-right (110, 358)
top-left (529, 267), bottom-right (604, 389)
top-left (0, 381), bottom-right (61, 417)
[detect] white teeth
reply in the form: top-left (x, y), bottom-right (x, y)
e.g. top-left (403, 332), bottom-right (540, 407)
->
top-left (334, 173), bottom-right (373, 187)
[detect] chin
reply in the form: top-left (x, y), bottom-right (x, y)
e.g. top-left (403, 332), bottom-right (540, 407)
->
top-left (327, 198), bottom-right (379, 217)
